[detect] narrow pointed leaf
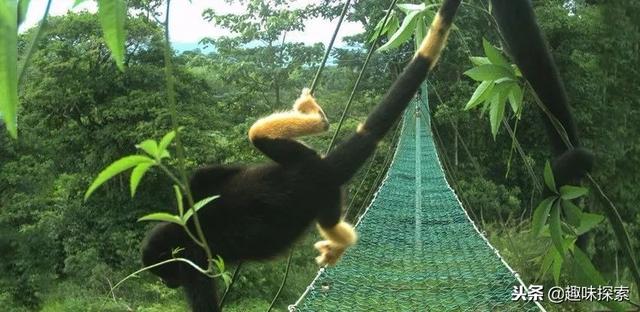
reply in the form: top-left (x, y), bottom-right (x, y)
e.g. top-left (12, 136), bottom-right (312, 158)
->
top-left (469, 56), bottom-right (490, 66)
top-left (130, 163), bottom-right (154, 197)
top-left (576, 213), bottom-right (604, 235)
top-left (464, 64), bottom-right (515, 82)
top-left (377, 10), bottom-right (421, 52)
top-left (136, 139), bottom-right (159, 158)
top-left (562, 200), bottom-right (582, 227)
top-left (183, 195), bottom-right (220, 222)
top-left (0, 1), bottom-right (17, 138)
top-left (138, 212), bottom-right (183, 225)
top-left (543, 161), bottom-right (557, 193)
top-left (173, 185), bottom-right (184, 216)
top-left (489, 90), bottom-right (506, 139)
top-left (532, 197), bottom-right (555, 237)
top-left (18, 0), bottom-right (31, 26)
top-left (559, 185), bottom-right (588, 200)
top-left (572, 247), bottom-right (625, 312)
top-left (550, 202), bottom-right (565, 256)
top-left (85, 155), bottom-right (154, 200)
top-left (97, 0), bottom-right (126, 71)
top-left (551, 249), bottom-right (563, 285)
top-left (507, 83), bottom-right (523, 118)
top-left (396, 3), bottom-right (426, 14)
top-left (482, 38), bottom-right (509, 67)
top-left (159, 131), bottom-right (176, 152)
top-left (465, 81), bottom-right (494, 110)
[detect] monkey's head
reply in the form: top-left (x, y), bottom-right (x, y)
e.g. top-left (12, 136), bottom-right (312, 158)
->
top-left (141, 222), bottom-right (189, 288)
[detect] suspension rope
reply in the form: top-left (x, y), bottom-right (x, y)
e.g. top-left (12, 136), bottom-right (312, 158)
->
top-left (326, 0), bottom-right (400, 153)
top-left (309, 0), bottom-right (352, 94)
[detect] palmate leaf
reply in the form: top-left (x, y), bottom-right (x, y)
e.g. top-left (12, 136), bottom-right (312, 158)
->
top-left (488, 82), bottom-right (511, 139)
top-left (469, 56), bottom-right (490, 66)
top-left (576, 213), bottom-right (604, 235)
top-left (532, 197), bottom-right (555, 237)
top-left (377, 10), bottom-right (422, 52)
top-left (465, 81), bottom-right (494, 110)
top-left (85, 155), bottom-right (154, 200)
top-left (137, 139), bottom-right (159, 158)
top-left (507, 83), bottom-right (523, 117)
top-left (463, 64), bottom-right (514, 82)
top-left (0, 1), bottom-right (17, 138)
top-left (482, 38), bottom-right (509, 67)
top-left (97, 0), bottom-right (126, 71)
top-left (562, 199), bottom-right (583, 227)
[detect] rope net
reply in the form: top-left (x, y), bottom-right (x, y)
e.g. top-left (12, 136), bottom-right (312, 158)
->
top-left (291, 100), bottom-right (542, 311)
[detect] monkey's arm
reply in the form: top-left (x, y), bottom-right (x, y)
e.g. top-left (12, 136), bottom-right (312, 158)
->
top-left (314, 221), bottom-right (357, 266)
top-left (248, 89), bottom-right (329, 164)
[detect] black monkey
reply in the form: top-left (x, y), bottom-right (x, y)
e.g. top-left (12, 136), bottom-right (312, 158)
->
top-left (490, 0), bottom-right (594, 185)
top-left (141, 1), bottom-right (461, 311)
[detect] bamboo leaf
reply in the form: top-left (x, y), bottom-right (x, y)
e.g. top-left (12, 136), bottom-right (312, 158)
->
top-left (130, 163), bottom-right (154, 197)
top-left (137, 212), bottom-right (183, 225)
top-left (482, 38), bottom-right (509, 67)
top-left (550, 201), bottom-right (565, 256)
top-left (465, 81), bottom-right (494, 110)
top-left (543, 161), bottom-right (557, 193)
top-left (377, 10), bottom-right (421, 52)
top-left (559, 185), bottom-right (588, 200)
top-left (85, 155), bottom-right (154, 200)
top-left (0, 1), bottom-right (18, 138)
top-left (532, 197), bottom-right (556, 237)
top-left (97, 0), bottom-right (126, 71)
top-left (463, 64), bottom-right (515, 82)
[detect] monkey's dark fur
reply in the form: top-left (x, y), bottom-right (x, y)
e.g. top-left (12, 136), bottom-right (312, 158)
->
top-left (490, 0), bottom-right (594, 184)
top-left (141, 1), bottom-right (461, 311)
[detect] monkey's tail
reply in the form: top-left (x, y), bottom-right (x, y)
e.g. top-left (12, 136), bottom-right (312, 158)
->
top-left (324, 0), bottom-right (461, 185)
top-left (183, 249), bottom-right (221, 312)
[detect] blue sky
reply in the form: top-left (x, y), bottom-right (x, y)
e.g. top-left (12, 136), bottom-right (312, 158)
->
top-left (20, 0), bottom-right (364, 50)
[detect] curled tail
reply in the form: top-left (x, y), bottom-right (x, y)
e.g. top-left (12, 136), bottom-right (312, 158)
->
top-left (324, 0), bottom-right (461, 184)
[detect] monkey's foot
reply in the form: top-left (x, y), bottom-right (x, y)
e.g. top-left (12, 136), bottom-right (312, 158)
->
top-left (314, 240), bottom-right (347, 266)
top-left (293, 89), bottom-right (329, 127)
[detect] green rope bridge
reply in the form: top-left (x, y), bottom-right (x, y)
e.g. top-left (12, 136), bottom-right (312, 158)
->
top-left (290, 90), bottom-right (545, 311)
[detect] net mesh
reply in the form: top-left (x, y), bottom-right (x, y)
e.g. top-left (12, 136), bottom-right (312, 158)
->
top-left (291, 102), bottom-right (542, 311)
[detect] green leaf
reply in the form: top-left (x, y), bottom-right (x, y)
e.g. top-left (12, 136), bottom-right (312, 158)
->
top-left (507, 84), bottom-right (523, 117)
top-left (576, 213), bottom-right (604, 235)
top-left (85, 155), bottom-right (154, 200)
top-left (413, 15), bottom-right (427, 49)
top-left (463, 64), bottom-right (515, 82)
top-left (377, 10), bottom-right (421, 52)
top-left (550, 201), bottom-right (565, 256)
top-left (183, 195), bottom-right (220, 222)
top-left (158, 131), bottom-right (176, 151)
top-left (572, 247), bottom-right (625, 312)
top-left (489, 84), bottom-right (509, 139)
top-left (561, 200), bottom-right (582, 227)
top-left (137, 212), bottom-right (183, 225)
top-left (173, 185), bottom-right (184, 216)
top-left (559, 185), bottom-right (588, 200)
top-left (136, 139), bottom-right (159, 158)
top-left (97, 0), bottom-right (126, 71)
top-left (469, 56), bottom-right (490, 66)
top-left (543, 161), bottom-right (557, 193)
top-left (532, 197), bottom-right (555, 237)
top-left (18, 0), bottom-right (31, 26)
top-left (73, 0), bottom-right (89, 7)
top-left (0, 1), bottom-right (18, 138)
top-left (551, 248), bottom-right (563, 285)
top-left (465, 81), bottom-right (494, 110)
top-left (396, 3), bottom-right (426, 14)
top-left (482, 38), bottom-right (509, 67)
top-left (130, 163), bottom-right (154, 197)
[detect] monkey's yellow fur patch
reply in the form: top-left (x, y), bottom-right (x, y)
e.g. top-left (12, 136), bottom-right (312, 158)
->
top-left (416, 13), bottom-right (452, 68)
top-left (314, 221), bottom-right (357, 266)
top-left (248, 89), bottom-right (329, 142)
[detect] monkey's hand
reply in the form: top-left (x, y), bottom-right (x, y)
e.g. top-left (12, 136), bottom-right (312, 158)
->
top-left (293, 88), bottom-right (328, 126)
top-left (314, 240), bottom-right (349, 266)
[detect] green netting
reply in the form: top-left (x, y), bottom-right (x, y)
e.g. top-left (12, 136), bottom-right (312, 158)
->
top-left (290, 100), bottom-right (543, 311)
